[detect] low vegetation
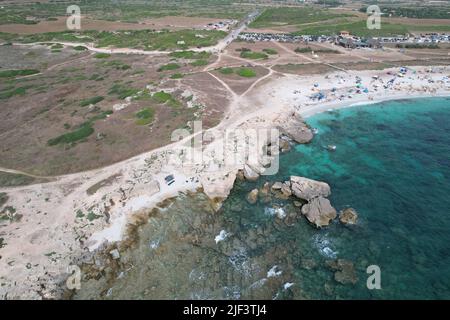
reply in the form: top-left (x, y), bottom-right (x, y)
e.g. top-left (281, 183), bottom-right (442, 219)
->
top-left (236, 67), bottom-right (256, 77)
top-left (157, 63), bottom-right (181, 72)
top-left (262, 48), bottom-right (278, 55)
top-left (240, 50), bottom-right (268, 60)
top-left (135, 107), bottom-right (155, 125)
top-left (79, 96), bottom-right (104, 107)
top-left (93, 53), bottom-right (111, 59)
top-left (47, 111), bottom-right (113, 146)
top-left (169, 50), bottom-right (211, 59)
top-left (0, 69), bottom-right (39, 78)
top-left (108, 83), bottom-right (140, 99)
top-left (219, 67), bottom-right (233, 74)
top-left (295, 47), bottom-right (340, 54)
top-left (0, 172), bottom-right (37, 187)
top-left (190, 59), bottom-right (209, 66)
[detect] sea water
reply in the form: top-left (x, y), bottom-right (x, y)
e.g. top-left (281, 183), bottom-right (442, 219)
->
top-left (74, 97), bottom-right (450, 300)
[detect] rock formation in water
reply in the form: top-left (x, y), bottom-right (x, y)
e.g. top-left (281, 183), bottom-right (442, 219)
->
top-left (301, 196), bottom-right (337, 228)
top-left (278, 113), bottom-right (313, 144)
top-left (339, 208), bottom-right (358, 225)
top-left (246, 189), bottom-right (259, 204)
top-left (290, 176), bottom-right (331, 201)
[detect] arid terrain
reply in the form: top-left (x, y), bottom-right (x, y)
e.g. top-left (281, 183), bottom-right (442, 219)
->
top-left (0, 0), bottom-right (449, 300)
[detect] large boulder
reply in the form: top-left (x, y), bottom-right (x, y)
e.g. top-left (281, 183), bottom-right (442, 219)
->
top-left (301, 196), bottom-right (337, 228)
top-left (278, 114), bottom-right (313, 144)
top-left (243, 164), bottom-right (259, 181)
top-left (246, 189), bottom-right (259, 205)
top-left (339, 208), bottom-right (358, 225)
top-left (290, 176), bottom-right (331, 201)
top-left (327, 259), bottom-right (358, 285)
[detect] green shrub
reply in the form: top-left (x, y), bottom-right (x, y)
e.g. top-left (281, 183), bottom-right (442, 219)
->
top-left (157, 63), bottom-right (181, 72)
top-left (47, 123), bottom-right (94, 146)
top-left (93, 53), bottom-right (111, 59)
top-left (240, 51), bottom-right (268, 60)
top-left (108, 84), bottom-right (140, 99)
top-left (170, 73), bottom-right (184, 79)
top-left (73, 45), bottom-right (88, 51)
top-left (152, 91), bottom-right (172, 103)
top-left (191, 59), bottom-right (208, 66)
top-left (237, 68), bottom-right (256, 77)
top-left (219, 67), bottom-right (233, 75)
top-left (135, 107), bottom-right (155, 125)
top-left (79, 96), bottom-right (104, 107)
top-left (262, 48), bottom-right (278, 55)
top-left (0, 69), bottom-right (40, 78)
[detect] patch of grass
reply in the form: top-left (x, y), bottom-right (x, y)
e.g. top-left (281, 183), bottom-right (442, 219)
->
top-left (157, 63), bottom-right (181, 72)
top-left (262, 48), bottom-right (278, 55)
top-left (219, 67), bottom-right (233, 75)
top-left (93, 53), bottom-right (111, 59)
top-left (47, 123), bottom-right (94, 146)
top-left (73, 45), bottom-right (88, 51)
top-left (51, 43), bottom-right (63, 49)
top-left (87, 211), bottom-right (102, 222)
top-left (152, 91), bottom-right (173, 103)
top-left (135, 107), bottom-right (155, 125)
top-left (79, 96), bottom-right (104, 107)
top-left (0, 69), bottom-right (40, 78)
top-left (190, 59), bottom-right (208, 67)
top-left (0, 86), bottom-right (29, 100)
top-left (240, 51), bottom-right (268, 60)
top-left (236, 67), bottom-right (256, 78)
top-left (101, 60), bottom-right (131, 70)
top-left (169, 50), bottom-right (211, 59)
top-left (170, 73), bottom-right (184, 79)
top-left (250, 7), bottom-right (351, 28)
top-left (108, 83), bottom-right (140, 99)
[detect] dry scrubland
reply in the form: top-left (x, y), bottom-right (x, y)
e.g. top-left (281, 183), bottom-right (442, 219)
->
top-left (0, 44), bottom-right (229, 177)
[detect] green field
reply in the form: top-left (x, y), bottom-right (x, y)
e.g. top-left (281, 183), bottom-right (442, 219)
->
top-left (250, 7), bottom-right (352, 28)
top-left (240, 51), bottom-right (268, 60)
top-left (0, 69), bottom-right (40, 78)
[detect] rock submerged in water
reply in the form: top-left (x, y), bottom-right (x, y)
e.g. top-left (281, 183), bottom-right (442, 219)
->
top-left (339, 208), bottom-right (358, 225)
top-left (326, 259), bottom-right (358, 285)
top-left (301, 197), bottom-right (337, 228)
top-left (246, 189), bottom-right (259, 205)
top-left (290, 176), bottom-right (331, 201)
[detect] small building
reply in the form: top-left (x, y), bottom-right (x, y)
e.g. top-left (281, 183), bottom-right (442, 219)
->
top-left (340, 30), bottom-right (351, 38)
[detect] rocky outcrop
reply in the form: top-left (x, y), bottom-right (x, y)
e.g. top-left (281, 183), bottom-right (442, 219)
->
top-left (246, 189), bottom-right (259, 205)
top-left (301, 197), bottom-right (337, 228)
top-left (279, 138), bottom-right (291, 153)
top-left (339, 208), bottom-right (358, 225)
top-left (278, 114), bottom-right (313, 144)
top-left (290, 176), bottom-right (331, 201)
top-left (243, 164), bottom-right (260, 181)
top-left (326, 259), bottom-right (358, 285)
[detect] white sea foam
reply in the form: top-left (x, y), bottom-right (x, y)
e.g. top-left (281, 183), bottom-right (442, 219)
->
top-left (283, 282), bottom-right (294, 290)
top-left (267, 265), bottom-right (282, 278)
top-left (215, 230), bottom-right (229, 244)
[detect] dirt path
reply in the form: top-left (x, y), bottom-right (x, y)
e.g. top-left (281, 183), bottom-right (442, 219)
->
top-left (0, 167), bottom-right (54, 180)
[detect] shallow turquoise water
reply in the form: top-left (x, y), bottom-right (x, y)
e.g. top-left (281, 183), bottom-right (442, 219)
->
top-left (76, 97), bottom-right (450, 300)
top-left (241, 97), bottom-right (450, 299)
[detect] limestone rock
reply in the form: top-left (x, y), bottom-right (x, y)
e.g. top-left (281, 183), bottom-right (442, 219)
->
top-left (279, 114), bottom-right (313, 144)
top-left (301, 197), bottom-right (337, 228)
top-left (271, 182), bottom-right (283, 191)
top-left (339, 208), bottom-right (358, 225)
top-left (247, 189), bottom-right (259, 205)
top-left (279, 138), bottom-right (291, 153)
top-left (109, 249), bottom-right (120, 260)
top-left (290, 176), bottom-right (331, 201)
top-left (333, 259), bottom-right (358, 285)
top-left (243, 164), bottom-right (259, 181)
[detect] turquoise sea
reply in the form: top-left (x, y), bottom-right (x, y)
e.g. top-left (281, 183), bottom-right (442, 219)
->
top-left (75, 97), bottom-right (450, 300)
